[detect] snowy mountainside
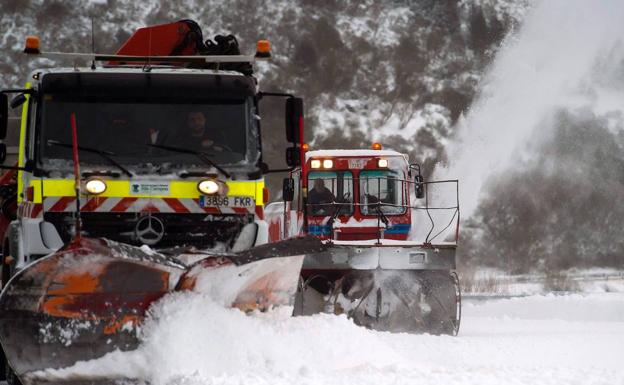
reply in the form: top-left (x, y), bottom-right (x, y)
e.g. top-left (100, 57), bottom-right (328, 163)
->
top-left (0, 0), bottom-right (530, 168)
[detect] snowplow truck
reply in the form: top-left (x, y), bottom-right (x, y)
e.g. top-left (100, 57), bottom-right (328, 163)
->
top-left (0, 20), bottom-right (314, 384)
top-left (266, 146), bottom-right (461, 334)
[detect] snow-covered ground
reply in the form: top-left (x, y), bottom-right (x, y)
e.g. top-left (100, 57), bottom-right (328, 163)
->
top-left (32, 291), bottom-right (624, 385)
top-left (462, 268), bottom-right (624, 296)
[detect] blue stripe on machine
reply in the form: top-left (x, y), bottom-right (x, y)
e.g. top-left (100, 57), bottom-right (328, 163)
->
top-left (385, 224), bottom-right (411, 234)
top-left (308, 224), bottom-right (410, 235)
top-left (308, 224), bottom-right (331, 236)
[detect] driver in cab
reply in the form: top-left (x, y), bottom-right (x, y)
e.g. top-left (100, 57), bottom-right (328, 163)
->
top-left (174, 111), bottom-right (227, 151)
top-left (307, 178), bottom-right (335, 215)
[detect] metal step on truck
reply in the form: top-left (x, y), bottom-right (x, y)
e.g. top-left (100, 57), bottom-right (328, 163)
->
top-left (265, 144), bottom-right (462, 335)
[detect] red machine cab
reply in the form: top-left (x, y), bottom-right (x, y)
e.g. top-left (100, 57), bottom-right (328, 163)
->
top-left (303, 149), bottom-right (412, 241)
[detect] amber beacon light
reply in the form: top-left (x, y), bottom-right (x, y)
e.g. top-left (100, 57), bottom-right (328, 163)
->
top-left (24, 35), bottom-right (41, 54)
top-left (256, 40), bottom-right (271, 58)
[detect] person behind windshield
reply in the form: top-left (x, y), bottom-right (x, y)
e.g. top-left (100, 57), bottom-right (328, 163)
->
top-left (308, 178), bottom-right (336, 215)
top-left (172, 111), bottom-right (227, 151)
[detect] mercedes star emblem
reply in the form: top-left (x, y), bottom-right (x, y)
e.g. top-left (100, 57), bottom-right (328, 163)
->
top-left (135, 215), bottom-right (165, 245)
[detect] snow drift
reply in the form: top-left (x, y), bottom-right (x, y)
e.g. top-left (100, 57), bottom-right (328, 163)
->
top-left (29, 290), bottom-right (624, 385)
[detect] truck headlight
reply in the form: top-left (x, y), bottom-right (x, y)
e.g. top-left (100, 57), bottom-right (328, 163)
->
top-left (198, 179), bottom-right (220, 195)
top-left (377, 159), bottom-right (388, 168)
top-left (323, 159), bottom-right (333, 168)
top-left (85, 178), bottom-right (107, 195)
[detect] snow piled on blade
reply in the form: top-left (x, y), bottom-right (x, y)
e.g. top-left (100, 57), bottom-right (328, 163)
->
top-left (30, 292), bottom-right (401, 385)
top-left (28, 292), bottom-right (624, 385)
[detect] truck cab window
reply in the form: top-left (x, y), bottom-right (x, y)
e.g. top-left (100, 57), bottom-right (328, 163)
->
top-left (359, 169), bottom-right (407, 215)
top-left (39, 96), bottom-right (253, 173)
top-left (307, 171), bottom-right (353, 216)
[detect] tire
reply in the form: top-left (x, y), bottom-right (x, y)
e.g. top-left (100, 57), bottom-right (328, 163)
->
top-left (5, 361), bottom-right (22, 385)
top-left (0, 241), bottom-right (11, 382)
top-left (0, 349), bottom-right (5, 381)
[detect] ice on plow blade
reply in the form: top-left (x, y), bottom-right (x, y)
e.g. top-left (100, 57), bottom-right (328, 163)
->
top-left (0, 235), bottom-right (322, 384)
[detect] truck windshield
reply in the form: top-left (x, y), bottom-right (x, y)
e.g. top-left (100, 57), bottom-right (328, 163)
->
top-left (359, 169), bottom-right (407, 215)
top-left (307, 171), bottom-right (353, 216)
top-left (38, 97), bottom-right (254, 172)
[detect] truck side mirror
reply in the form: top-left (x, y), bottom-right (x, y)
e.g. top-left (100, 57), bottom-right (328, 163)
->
top-left (415, 174), bottom-right (425, 199)
top-left (10, 94), bottom-right (27, 110)
top-left (282, 177), bottom-right (295, 202)
top-left (285, 97), bottom-right (303, 144)
top-left (0, 94), bottom-right (7, 140)
top-left (285, 147), bottom-right (300, 167)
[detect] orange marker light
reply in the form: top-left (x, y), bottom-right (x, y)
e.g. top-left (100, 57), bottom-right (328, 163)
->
top-left (372, 142), bottom-right (382, 150)
top-left (256, 40), bottom-right (271, 58)
top-left (302, 143), bottom-right (309, 151)
top-left (24, 35), bottom-right (41, 54)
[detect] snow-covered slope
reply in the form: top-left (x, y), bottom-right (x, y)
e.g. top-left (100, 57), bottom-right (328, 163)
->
top-left (0, 0), bottom-right (530, 161)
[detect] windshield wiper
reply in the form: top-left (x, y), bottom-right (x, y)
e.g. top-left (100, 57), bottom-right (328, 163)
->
top-left (46, 140), bottom-right (132, 177)
top-left (147, 143), bottom-right (231, 179)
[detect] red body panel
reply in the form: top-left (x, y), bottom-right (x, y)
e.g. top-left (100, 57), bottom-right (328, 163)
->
top-left (267, 151), bottom-right (412, 243)
top-left (0, 169), bottom-right (17, 244)
top-left (115, 21), bottom-right (197, 57)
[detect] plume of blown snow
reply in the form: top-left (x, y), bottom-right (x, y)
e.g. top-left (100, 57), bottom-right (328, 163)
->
top-left (437, 0), bottom-right (624, 216)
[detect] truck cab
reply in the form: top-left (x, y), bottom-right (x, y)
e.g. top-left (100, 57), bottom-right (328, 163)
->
top-left (0, 22), bottom-right (304, 278)
top-left (268, 146), bottom-right (424, 242)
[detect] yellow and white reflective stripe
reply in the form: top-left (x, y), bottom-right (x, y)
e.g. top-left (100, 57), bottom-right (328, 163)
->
top-left (27, 178), bottom-right (265, 204)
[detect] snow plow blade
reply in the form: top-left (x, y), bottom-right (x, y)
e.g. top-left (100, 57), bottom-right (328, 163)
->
top-left (0, 235), bottom-right (322, 384)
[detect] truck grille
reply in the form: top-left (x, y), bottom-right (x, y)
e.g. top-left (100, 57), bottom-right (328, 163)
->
top-left (43, 212), bottom-right (252, 249)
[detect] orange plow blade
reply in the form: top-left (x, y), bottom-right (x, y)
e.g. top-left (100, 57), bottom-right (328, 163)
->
top-left (0, 236), bottom-right (323, 383)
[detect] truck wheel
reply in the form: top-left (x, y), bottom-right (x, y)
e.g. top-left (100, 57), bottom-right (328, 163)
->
top-left (5, 361), bottom-right (22, 385)
top-left (0, 240), bottom-right (10, 381)
top-left (0, 349), bottom-right (5, 381)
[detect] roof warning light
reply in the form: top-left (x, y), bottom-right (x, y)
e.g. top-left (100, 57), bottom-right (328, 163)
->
top-left (256, 40), bottom-right (271, 58)
top-left (24, 35), bottom-right (40, 54)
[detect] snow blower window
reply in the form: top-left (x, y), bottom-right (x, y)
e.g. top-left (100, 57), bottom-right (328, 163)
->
top-left (359, 170), bottom-right (407, 215)
top-left (307, 171), bottom-right (353, 216)
top-left (38, 96), bottom-right (253, 171)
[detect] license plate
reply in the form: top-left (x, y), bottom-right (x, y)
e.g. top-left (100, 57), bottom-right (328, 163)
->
top-left (199, 195), bottom-right (254, 208)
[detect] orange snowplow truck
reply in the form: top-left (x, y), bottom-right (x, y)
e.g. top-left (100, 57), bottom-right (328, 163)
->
top-left (0, 20), bottom-right (312, 384)
top-left (0, 20), bottom-right (304, 275)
